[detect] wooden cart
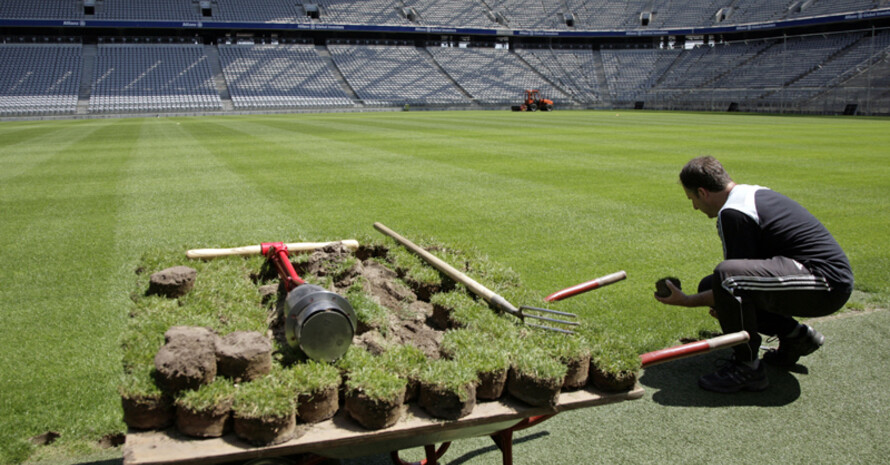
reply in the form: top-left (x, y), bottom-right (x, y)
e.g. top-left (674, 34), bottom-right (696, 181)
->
top-left (124, 385), bottom-right (644, 465)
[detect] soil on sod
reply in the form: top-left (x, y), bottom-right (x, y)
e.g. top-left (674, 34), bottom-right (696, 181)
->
top-left (124, 239), bottom-right (637, 440)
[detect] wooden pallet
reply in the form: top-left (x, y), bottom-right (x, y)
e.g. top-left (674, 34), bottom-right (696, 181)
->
top-left (124, 385), bottom-right (644, 465)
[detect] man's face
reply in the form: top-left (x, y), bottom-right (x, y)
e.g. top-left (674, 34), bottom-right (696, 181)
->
top-left (684, 187), bottom-right (719, 218)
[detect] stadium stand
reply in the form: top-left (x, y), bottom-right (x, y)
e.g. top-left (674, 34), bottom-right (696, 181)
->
top-left (1, 0), bottom-right (889, 116)
top-left (428, 46), bottom-right (568, 104)
top-left (89, 44), bottom-right (221, 113)
top-left (318, 0), bottom-right (407, 26)
top-left (218, 43), bottom-right (353, 109)
top-left (515, 46), bottom-right (603, 103)
top-left (0, 44), bottom-right (82, 116)
top-left (328, 44), bottom-right (471, 106)
top-left (210, 0), bottom-right (308, 23)
top-left (402, 0), bottom-right (497, 28)
top-left (601, 48), bottom-right (681, 105)
top-left (95, 0), bottom-right (201, 21)
top-left (0, 0), bottom-right (81, 20)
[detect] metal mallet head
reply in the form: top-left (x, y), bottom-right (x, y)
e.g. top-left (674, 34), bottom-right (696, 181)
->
top-left (285, 284), bottom-right (357, 363)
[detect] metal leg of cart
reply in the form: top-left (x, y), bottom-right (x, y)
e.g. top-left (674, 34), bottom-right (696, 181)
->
top-left (390, 414), bottom-right (555, 465)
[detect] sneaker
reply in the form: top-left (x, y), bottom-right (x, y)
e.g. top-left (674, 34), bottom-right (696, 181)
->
top-left (762, 324), bottom-right (824, 368)
top-left (698, 358), bottom-right (769, 393)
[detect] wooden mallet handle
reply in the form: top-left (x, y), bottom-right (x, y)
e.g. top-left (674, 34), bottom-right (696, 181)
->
top-left (186, 240), bottom-right (359, 259)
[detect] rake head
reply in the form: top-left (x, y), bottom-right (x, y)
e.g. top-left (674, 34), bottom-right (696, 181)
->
top-left (518, 305), bottom-right (580, 334)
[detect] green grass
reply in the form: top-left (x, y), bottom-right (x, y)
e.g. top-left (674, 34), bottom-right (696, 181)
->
top-left (1, 111), bottom-right (888, 464)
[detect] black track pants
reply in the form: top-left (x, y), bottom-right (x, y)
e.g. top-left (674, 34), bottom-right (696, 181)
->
top-left (699, 257), bottom-right (851, 362)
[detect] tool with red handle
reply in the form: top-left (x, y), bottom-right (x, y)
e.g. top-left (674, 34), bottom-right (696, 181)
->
top-left (544, 270), bottom-right (627, 302)
top-left (639, 331), bottom-right (750, 368)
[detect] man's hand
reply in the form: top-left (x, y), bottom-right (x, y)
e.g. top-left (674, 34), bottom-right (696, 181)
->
top-left (654, 280), bottom-right (688, 306)
top-left (654, 282), bottom-right (715, 308)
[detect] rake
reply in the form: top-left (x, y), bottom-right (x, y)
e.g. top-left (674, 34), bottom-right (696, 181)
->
top-left (374, 222), bottom-right (579, 334)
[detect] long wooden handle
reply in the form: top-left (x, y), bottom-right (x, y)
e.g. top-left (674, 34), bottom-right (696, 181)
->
top-left (373, 222), bottom-right (500, 304)
top-left (186, 240), bottom-right (359, 259)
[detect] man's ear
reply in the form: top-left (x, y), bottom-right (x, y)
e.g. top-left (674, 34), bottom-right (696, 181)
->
top-left (697, 187), bottom-right (709, 199)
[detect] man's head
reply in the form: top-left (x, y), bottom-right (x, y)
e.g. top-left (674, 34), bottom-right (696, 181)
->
top-left (680, 156), bottom-right (734, 218)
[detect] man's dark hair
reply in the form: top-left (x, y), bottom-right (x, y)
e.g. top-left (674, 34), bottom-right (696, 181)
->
top-left (680, 156), bottom-right (733, 193)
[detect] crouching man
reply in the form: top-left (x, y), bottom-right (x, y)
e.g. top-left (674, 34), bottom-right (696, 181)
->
top-left (656, 156), bottom-right (853, 393)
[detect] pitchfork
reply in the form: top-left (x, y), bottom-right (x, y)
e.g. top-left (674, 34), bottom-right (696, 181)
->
top-left (374, 222), bottom-right (579, 334)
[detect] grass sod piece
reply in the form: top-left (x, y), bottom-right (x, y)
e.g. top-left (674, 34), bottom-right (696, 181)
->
top-left (282, 361), bottom-right (342, 423)
top-left (379, 344), bottom-right (428, 402)
top-left (507, 346), bottom-right (568, 408)
top-left (588, 335), bottom-right (643, 392)
top-left (118, 366), bottom-right (174, 430)
top-left (174, 377), bottom-right (236, 413)
top-left (344, 366), bottom-right (408, 430)
top-left (417, 359), bottom-right (479, 420)
top-left (532, 331), bottom-right (593, 390)
top-left (231, 371), bottom-right (298, 446)
top-left (174, 377), bottom-right (236, 438)
top-left (440, 329), bottom-right (512, 400)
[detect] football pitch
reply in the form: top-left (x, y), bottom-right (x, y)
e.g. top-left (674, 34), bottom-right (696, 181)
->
top-left (1, 110), bottom-right (888, 464)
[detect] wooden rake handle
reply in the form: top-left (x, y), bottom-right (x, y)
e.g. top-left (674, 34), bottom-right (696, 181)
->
top-left (186, 240), bottom-right (359, 259)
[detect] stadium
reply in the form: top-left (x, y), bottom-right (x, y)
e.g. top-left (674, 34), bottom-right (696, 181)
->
top-left (2, 0), bottom-right (890, 117)
top-left (2, 2), bottom-right (890, 465)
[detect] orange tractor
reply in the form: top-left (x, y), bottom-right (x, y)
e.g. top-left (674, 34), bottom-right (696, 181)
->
top-left (512, 89), bottom-right (554, 112)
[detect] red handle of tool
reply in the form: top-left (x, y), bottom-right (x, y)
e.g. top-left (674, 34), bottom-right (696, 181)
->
top-left (544, 270), bottom-right (627, 302)
top-left (639, 331), bottom-right (750, 368)
top-left (261, 242), bottom-right (306, 291)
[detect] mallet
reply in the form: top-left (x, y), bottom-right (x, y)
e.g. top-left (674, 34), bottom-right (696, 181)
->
top-left (374, 222), bottom-right (579, 333)
top-left (544, 271), bottom-right (627, 302)
top-left (185, 240), bottom-right (358, 362)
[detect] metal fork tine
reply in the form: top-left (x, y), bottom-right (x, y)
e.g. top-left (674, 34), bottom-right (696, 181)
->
top-left (526, 323), bottom-right (577, 334)
top-left (520, 305), bottom-right (578, 318)
top-left (521, 312), bottom-right (581, 326)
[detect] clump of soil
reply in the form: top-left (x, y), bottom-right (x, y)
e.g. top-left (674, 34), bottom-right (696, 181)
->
top-left (121, 395), bottom-right (174, 430)
top-left (147, 266), bottom-right (196, 298)
top-left (154, 326), bottom-right (218, 394)
top-left (216, 331), bottom-right (273, 382)
top-left (655, 277), bottom-right (681, 298)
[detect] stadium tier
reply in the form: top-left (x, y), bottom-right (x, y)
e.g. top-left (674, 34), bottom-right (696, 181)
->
top-left (1, 0), bottom-right (889, 116)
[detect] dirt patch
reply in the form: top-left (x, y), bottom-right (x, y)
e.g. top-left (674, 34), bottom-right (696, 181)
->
top-left (98, 432), bottom-right (126, 449)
